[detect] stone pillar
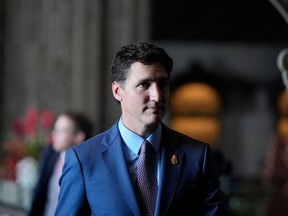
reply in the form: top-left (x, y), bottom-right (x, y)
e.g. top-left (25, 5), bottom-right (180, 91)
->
top-left (1, 0), bottom-right (105, 135)
top-left (70, 0), bottom-right (104, 132)
top-left (102, 0), bottom-right (151, 129)
top-left (1, 0), bottom-right (152, 137)
top-left (2, 0), bottom-right (45, 136)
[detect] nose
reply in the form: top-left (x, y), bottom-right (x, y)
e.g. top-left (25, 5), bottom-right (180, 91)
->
top-left (150, 84), bottom-right (162, 102)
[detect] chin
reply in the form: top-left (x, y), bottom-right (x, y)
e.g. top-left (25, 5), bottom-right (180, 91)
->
top-left (52, 145), bottom-right (62, 152)
top-left (147, 116), bottom-right (163, 126)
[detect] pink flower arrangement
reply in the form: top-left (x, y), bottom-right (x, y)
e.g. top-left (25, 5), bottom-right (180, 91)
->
top-left (0, 107), bottom-right (55, 180)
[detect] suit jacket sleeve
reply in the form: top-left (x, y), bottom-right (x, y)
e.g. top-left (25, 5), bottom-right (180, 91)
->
top-left (55, 147), bottom-right (91, 216)
top-left (202, 144), bottom-right (228, 216)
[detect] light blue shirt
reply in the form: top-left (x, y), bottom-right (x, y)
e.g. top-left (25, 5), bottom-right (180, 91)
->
top-left (44, 151), bottom-right (65, 216)
top-left (118, 118), bottom-right (161, 185)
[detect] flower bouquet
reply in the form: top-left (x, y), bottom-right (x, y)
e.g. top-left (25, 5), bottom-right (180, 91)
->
top-left (0, 107), bottom-right (54, 209)
top-left (0, 107), bottom-right (54, 181)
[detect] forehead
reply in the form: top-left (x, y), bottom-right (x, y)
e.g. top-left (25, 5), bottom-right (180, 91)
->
top-left (55, 115), bottom-right (75, 128)
top-left (126, 62), bottom-right (168, 81)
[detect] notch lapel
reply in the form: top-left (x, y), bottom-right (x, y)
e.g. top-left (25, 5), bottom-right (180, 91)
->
top-left (101, 130), bottom-right (141, 216)
top-left (155, 126), bottom-right (184, 216)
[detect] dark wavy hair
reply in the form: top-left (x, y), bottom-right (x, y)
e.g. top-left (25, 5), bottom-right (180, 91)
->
top-left (111, 42), bottom-right (173, 84)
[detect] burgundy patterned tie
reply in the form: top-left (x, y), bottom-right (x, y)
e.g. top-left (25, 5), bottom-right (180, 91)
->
top-left (136, 140), bottom-right (158, 216)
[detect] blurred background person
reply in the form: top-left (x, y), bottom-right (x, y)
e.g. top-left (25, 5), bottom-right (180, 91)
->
top-left (261, 91), bottom-right (288, 216)
top-left (28, 111), bottom-right (94, 216)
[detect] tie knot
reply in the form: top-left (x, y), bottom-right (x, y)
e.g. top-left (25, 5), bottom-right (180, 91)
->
top-left (140, 140), bottom-right (154, 155)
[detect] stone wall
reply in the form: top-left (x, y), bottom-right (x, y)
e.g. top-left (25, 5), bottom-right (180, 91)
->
top-left (0, 0), bottom-right (150, 137)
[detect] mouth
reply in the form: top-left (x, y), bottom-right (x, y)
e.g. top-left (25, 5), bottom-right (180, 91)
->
top-left (148, 107), bottom-right (160, 112)
top-left (146, 104), bottom-right (164, 113)
top-left (145, 101), bottom-right (166, 114)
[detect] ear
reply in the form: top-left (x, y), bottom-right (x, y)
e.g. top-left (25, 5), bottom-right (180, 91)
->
top-left (112, 81), bottom-right (122, 102)
top-left (75, 131), bottom-right (85, 144)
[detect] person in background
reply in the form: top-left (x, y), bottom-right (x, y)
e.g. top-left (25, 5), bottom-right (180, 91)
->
top-left (29, 111), bottom-right (93, 216)
top-left (261, 91), bottom-right (288, 216)
top-left (56, 42), bottom-right (227, 215)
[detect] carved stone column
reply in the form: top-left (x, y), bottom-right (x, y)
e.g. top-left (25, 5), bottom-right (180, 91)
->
top-left (1, 0), bottom-right (151, 136)
top-left (70, 0), bottom-right (104, 131)
top-left (102, 0), bottom-right (151, 129)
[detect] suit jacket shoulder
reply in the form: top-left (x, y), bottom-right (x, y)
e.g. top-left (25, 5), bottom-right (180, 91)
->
top-left (56, 122), bottom-right (140, 216)
top-left (72, 123), bottom-right (120, 162)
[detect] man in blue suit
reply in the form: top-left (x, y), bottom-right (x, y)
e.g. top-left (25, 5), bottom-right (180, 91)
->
top-left (56, 42), bottom-right (227, 215)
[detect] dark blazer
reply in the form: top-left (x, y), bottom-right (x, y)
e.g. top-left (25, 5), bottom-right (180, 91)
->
top-left (55, 122), bottom-right (227, 216)
top-left (29, 145), bottom-right (59, 216)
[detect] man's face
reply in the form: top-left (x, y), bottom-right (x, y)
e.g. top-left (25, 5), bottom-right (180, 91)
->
top-left (51, 115), bottom-right (77, 152)
top-left (112, 62), bottom-right (169, 136)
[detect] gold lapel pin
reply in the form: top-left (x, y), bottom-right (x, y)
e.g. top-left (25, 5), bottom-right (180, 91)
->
top-left (171, 154), bottom-right (178, 166)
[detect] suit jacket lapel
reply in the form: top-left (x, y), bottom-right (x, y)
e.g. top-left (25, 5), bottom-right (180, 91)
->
top-left (101, 124), bottom-right (141, 216)
top-left (155, 125), bottom-right (184, 216)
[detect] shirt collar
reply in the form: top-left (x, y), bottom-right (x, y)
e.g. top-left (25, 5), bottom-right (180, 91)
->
top-left (118, 118), bottom-right (162, 155)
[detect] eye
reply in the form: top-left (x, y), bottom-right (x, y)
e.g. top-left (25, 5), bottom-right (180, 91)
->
top-left (139, 81), bottom-right (150, 89)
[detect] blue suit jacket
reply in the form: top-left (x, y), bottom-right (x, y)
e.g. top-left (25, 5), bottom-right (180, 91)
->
top-left (55, 122), bottom-right (227, 216)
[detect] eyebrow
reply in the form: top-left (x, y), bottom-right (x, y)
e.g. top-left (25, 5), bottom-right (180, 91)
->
top-left (138, 76), bottom-right (169, 83)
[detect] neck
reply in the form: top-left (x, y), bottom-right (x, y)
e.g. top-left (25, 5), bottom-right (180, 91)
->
top-left (121, 119), bottom-right (160, 138)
